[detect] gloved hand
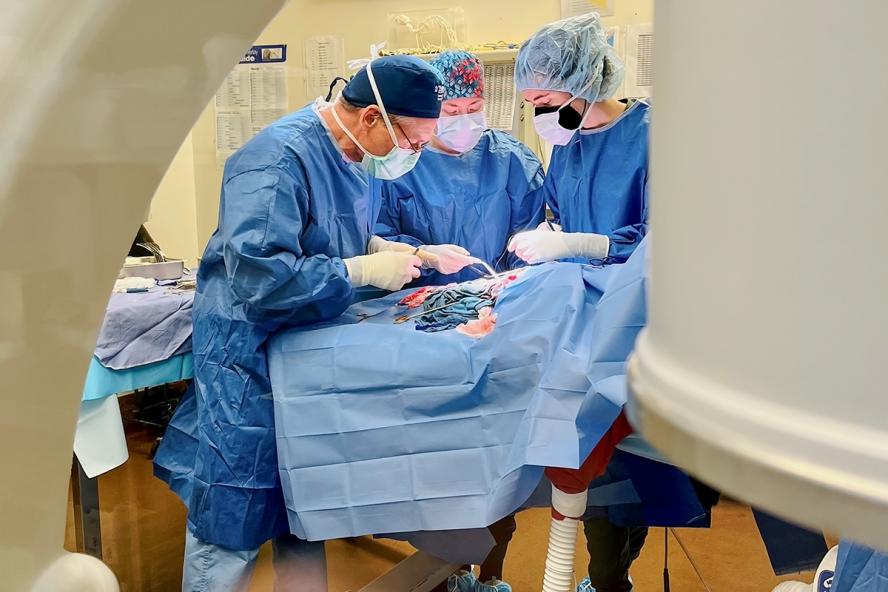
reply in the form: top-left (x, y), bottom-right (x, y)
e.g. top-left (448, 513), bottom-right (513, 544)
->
top-left (367, 235), bottom-right (417, 254)
top-left (507, 230), bottom-right (609, 263)
top-left (344, 252), bottom-right (421, 291)
top-left (419, 244), bottom-right (477, 275)
top-left (537, 220), bottom-right (563, 231)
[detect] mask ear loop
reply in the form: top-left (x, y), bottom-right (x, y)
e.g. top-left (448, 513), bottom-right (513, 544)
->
top-left (554, 75), bottom-right (600, 119)
top-left (364, 60), bottom-right (401, 148)
top-left (330, 92), bottom-right (374, 156)
top-left (472, 110), bottom-right (489, 129)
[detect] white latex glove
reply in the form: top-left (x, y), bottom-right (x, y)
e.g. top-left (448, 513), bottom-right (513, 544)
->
top-left (536, 220), bottom-right (563, 232)
top-left (367, 235), bottom-right (417, 254)
top-left (507, 230), bottom-right (609, 263)
top-left (344, 252), bottom-right (421, 291)
top-left (419, 244), bottom-right (476, 275)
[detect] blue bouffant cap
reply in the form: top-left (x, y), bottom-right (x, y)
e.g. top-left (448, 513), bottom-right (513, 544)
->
top-left (516, 13), bottom-right (625, 103)
top-left (343, 55), bottom-right (445, 119)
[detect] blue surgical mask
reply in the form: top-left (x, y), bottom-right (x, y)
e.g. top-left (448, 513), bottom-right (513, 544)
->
top-left (330, 61), bottom-right (421, 180)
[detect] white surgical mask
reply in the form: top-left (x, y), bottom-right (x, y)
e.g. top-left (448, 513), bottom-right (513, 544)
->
top-left (435, 112), bottom-right (487, 154)
top-left (533, 109), bottom-right (579, 146)
top-left (531, 78), bottom-right (598, 146)
top-left (330, 61), bottom-right (421, 180)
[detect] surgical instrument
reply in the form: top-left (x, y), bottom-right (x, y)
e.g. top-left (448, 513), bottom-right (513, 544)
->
top-left (394, 300), bottom-right (462, 324)
top-left (470, 258), bottom-right (497, 277)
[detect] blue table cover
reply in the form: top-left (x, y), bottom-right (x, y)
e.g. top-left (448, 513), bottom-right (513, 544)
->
top-left (94, 287), bottom-right (193, 370)
top-left (268, 260), bottom-right (645, 541)
top-left (82, 353), bottom-right (193, 401)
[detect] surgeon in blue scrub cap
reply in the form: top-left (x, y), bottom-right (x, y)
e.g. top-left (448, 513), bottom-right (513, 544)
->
top-left (512, 13), bottom-right (651, 592)
top-left (373, 50), bottom-right (545, 286)
top-left (154, 55), bottom-right (444, 591)
top-left (509, 13), bottom-right (649, 268)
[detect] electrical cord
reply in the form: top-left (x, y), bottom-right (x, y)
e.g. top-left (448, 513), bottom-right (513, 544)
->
top-left (663, 528), bottom-right (671, 592)
top-left (325, 76), bottom-right (350, 102)
top-left (669, 528), bottom-right (714, 592)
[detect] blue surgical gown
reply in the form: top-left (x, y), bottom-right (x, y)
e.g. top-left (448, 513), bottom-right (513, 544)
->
top-left (545, 100), bottom-right (650, 263)
top-left (153, 104), bottom-right (370, 550)
top-left (373, 130), bottom-right (545, 285)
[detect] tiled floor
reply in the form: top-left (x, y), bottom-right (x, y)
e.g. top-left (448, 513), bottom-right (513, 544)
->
top-left (65, 396), bottom-right (823, 591)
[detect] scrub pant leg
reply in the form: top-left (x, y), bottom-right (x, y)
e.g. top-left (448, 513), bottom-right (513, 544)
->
top-left (183, 530), bottom-right (328, 592)
top-left (478, 514), bottom-right (518, 583)
top-left (583, 518), bottom-right (648, 592)
top-left (430, 514), bottom-right (519, 592)
top-left (272, 533), bottom-right (328, 592)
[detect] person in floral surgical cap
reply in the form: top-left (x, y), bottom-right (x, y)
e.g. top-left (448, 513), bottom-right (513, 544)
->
top-left (372, 50), bottom-right (547, 291)
top-left (370, 51), bottom-right (544, 592)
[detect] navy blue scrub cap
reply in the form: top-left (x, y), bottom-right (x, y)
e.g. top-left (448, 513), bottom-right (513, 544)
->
top-left (343, 55), bottom-right (445, 119)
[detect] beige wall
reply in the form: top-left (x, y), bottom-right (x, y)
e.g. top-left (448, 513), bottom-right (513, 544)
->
top-left (145, 132), bottom-right (199, 265)
top-left (150, 0), bottom-right (654, 258)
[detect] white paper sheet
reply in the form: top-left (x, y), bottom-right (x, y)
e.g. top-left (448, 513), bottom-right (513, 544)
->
top-left (215, 46), bottom-right (289, 164)
top-left (483, 63), bottom-right (516, 131)
top-left (73, 396), bottom-right (128, 478)
top-left (305, 36), bottom-right (344, 100)
top-left (560, 0), bottom-right (613, 18)
top-left (249, 64), bottom-right (288, 134)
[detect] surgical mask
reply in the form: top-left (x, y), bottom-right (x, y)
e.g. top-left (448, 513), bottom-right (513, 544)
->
top-left (435, 112), bottom-right (487, 154)
top-left (531, 78), bottom-right (597, 146)
top-left (534, 104), bottom-right (584, 129)
top-left (330, 61), bottom-right (421, 180)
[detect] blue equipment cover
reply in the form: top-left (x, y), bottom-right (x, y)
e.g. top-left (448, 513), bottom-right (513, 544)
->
top-left (833, 543), bottom-right (888, 592)
top-left (752, 509), bottom-right (828, 575)
top-left (268, 257), bottom-right (646, 541)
